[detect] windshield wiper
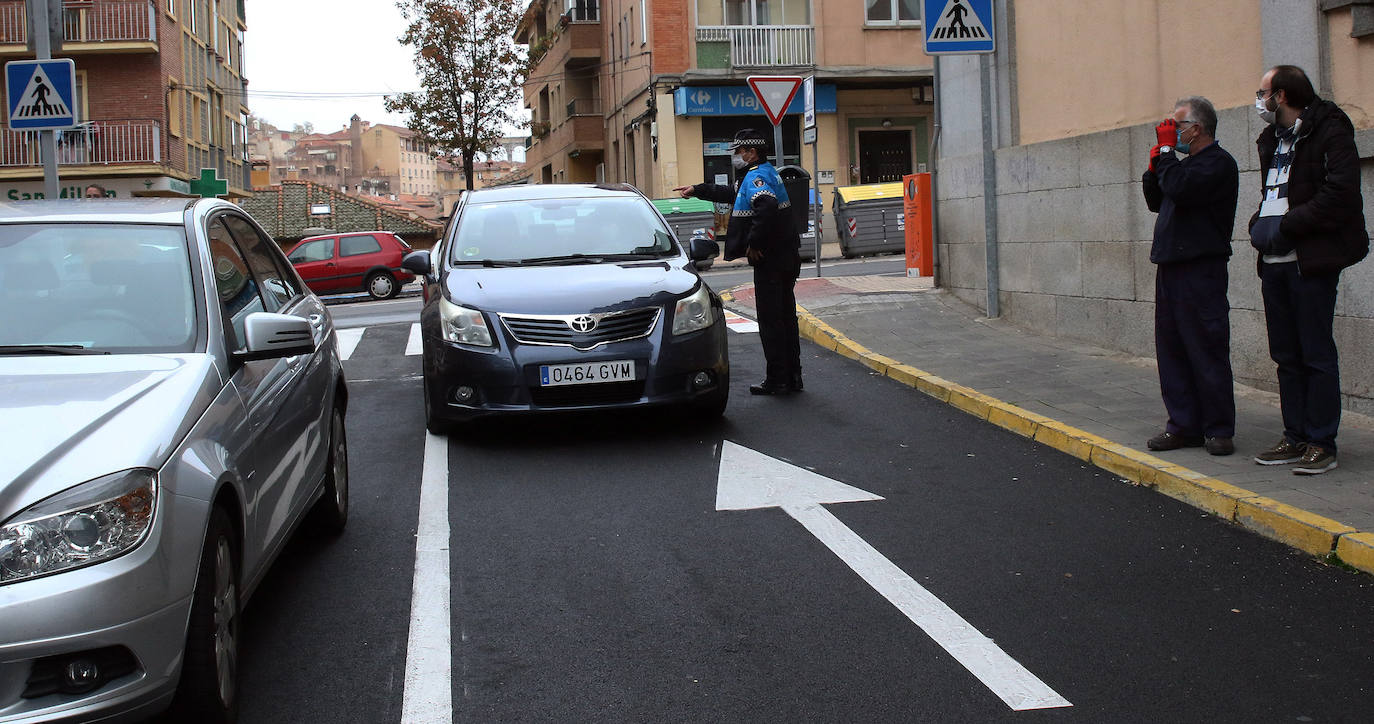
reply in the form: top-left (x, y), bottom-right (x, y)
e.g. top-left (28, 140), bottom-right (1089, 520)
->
top-left (452, 259), bottom-right (521, 267)
top-left (0, 344), bottom-right (110, 356)
top-left (518, 253), bottom-right (604, 265)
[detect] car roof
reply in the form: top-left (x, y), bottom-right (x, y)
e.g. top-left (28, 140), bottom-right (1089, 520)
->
top-left (464, 183), bottom-right (642, 205)
top-left (299, 230), bottom-right (392, 241)
top-left (0, 197), bottom-right (205, 225)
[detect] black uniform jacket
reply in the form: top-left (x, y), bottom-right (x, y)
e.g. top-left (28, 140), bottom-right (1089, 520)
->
top-left (1142, 141), bottom-right (1239, 265)
top-left (689, 168), bottom-right (801, 279)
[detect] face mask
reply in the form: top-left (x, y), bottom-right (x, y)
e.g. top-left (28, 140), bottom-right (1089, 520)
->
top-left (1175, 127), bottom-right (1190, 155)
top-left (1255, 96), bottom-right (1277, 125)
top-left (731, 153), bottom-right (748, 170)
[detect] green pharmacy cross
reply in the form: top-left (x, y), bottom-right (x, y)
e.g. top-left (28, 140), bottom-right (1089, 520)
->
top-left (190, 168), bottom-right (228, 198)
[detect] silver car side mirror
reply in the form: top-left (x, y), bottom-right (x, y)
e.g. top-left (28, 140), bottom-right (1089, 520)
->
top-left (237, 312), bottom-right (316, 361)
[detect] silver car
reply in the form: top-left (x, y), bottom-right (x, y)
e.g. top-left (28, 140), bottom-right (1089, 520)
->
top-left (0, 198), bottom-right (349, 722)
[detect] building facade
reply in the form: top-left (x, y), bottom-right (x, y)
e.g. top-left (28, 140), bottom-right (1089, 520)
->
top-left (0, 0), bottom-right (252, 199)
top-left (349, 116), bottom-right (438, 199)
top-left (934, 0), bottom-right (1374, 414)
top-left (517, 0), bottom-right (933, 207)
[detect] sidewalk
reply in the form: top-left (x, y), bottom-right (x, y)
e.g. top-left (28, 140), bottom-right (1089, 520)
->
top-left (723, 274), bottom-right (1374, 574)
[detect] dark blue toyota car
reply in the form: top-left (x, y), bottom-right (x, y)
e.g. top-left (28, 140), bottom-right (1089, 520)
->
top-left (402, 184), bottom-right (728, 432)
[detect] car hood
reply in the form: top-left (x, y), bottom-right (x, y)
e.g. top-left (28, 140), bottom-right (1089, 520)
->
top-left (443, 261), bottom-right (703, 313)
top-left (0, 355), bottom-right (222, 522)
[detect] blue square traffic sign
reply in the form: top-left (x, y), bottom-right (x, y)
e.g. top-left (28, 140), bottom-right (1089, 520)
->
top-left (923, 0), bottom-right (996, 55)
top-left (6, 59), bottom-right (77, 130)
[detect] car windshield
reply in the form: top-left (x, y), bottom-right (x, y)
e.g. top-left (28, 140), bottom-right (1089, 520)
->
top-left (450, 196), bottom-right (675, 264)
top-left (0, 223), bottom-right (196, 354)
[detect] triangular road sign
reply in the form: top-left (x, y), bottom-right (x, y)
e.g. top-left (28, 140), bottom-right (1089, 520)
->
top-left (746, 76), bottom-right (803, 127)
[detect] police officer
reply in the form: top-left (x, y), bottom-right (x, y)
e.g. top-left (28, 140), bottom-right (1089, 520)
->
top-left (675, 128), bottom-right (803, 395)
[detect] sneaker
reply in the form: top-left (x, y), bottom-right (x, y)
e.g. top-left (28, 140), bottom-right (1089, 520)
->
top-left (1293, 445), bottom-right (1338, 475)
top-left (1147, 431), bottom-right (1203, 451)
top-left (1254, 439), bottom-right (1306, 465)
top-left (1204, 437), bottom-right (1235, 456)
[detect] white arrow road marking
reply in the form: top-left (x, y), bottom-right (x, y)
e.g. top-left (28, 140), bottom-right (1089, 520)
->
top-left (335, 328), bottom-right (364, 361)
top-left (401, 433), bottom-right (452, 723)
top-left (716, 441), bottom-right (1071, 711)
top-left (406, 322), bottom-right (423, 356)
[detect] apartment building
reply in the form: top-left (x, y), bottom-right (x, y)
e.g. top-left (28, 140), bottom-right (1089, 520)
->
top-left (516, 0), bottom-right (933, 205)
top-left (284, 130), bottom-right (353, 191)
top-left (349, 115), bottom-right (438, 198)
top-left (0, 0), bottom-right (252, 199)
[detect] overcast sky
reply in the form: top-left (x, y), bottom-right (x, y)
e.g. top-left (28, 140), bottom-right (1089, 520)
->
top-left (243, 0), bottom-right (420, 133)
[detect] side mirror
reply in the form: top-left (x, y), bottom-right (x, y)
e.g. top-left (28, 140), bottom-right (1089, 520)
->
top-left (687, 229), bottom-right (719, 262)
top-left (402, 249), bottom-right (432, 276)
top-left (236, 312), bottom-right (316, 361)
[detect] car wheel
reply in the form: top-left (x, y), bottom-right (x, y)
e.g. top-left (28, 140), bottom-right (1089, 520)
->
top-left (691, 384), bottom-right (729, 421)
top-left (423, 374), bottom-right (451, 435)
top-left (311, 405), bottom-right (348, 535)
top-left (366, 271), bottom-right (397, 300)
top-left (168, 507), bottom-right (239, 723)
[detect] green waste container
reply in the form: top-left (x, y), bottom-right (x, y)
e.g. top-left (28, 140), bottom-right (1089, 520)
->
top-left (831, 182), bottom-right (905, 258)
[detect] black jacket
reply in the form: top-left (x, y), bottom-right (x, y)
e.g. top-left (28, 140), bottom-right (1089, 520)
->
top-left (689, 168), bottom-right (800, 279)
top-left (1248, 99), bottom-right (1369, 276)
top-left (1142, 141), bottom-right (1239, 265)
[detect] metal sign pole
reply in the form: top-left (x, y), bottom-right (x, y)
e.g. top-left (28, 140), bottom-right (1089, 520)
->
top-left (811, 134), bottom-right (820, 278)
top-left (29, 0), bottom-right (59, 199)
top-left (771, 123), bottom-right (783, 169)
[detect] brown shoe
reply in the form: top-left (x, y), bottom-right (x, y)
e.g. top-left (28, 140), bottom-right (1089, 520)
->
top-left (1293, 445), bottom-right (1338, 475)
top-left (1147, 431), bottom-right (1203, 451)
top-left (1254, 438), bottom-right (1306, 465)
top-left (1204, 437), bottom-right (1235, 456)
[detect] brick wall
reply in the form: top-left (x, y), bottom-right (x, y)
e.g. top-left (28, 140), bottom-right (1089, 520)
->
top-left (651, 0), bottom-right (690, 74)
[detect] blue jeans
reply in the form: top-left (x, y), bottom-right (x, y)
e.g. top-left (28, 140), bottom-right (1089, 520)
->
top-left (1259, 261), bottom-right (1341, 452)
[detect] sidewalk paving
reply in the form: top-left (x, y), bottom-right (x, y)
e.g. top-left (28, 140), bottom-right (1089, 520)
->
top-left (723, 274), bottom-right (1374, 574)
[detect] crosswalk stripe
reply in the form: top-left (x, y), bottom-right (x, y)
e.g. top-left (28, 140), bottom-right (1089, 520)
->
top-left (724, 310), bottom-right (759, 334)
top-left (406, 323), bottom-right (423, 356)
top-left (336, 328), bottom-right (364, 361)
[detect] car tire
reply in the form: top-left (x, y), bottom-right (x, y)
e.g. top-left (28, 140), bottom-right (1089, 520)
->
top-left (366, 271), bottom-right (398, 300)
top-left (168, 507), bottom-right (239, 724)
top-left (311, 405), bottom-right (349, 535)
top-left (691, 384), bottom-right (729, 421)
top-left (423, 374), bottom-right (451, 435)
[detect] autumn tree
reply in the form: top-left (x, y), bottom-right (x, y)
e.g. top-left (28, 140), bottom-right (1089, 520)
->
top-left (386, 0), bottom-right (526, 191)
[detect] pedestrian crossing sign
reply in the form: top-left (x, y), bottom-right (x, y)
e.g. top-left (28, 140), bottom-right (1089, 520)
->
top-left (923, 0), bottom-right (995, 55)
top-left (6, 59), bottom-right (76, 130)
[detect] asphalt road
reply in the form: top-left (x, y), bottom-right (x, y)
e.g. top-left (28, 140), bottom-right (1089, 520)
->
top-left (233, 307), bottom-right (1374, 723)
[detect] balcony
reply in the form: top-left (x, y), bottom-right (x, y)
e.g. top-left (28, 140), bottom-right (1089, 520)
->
top-left (0, 0), bottom-right (159, 54)
top-left (526, 11), bottom-right (601, 94)
top-left (696, 25), bottom-right (814, 68)
top-left (0, 120), bottom-right (161, 168)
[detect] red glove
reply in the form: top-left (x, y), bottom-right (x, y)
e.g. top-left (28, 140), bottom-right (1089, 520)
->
top-left (1154, 118), bottom-right (1177, 147)
top-left (1148, 143), bottom-right (1163, 173)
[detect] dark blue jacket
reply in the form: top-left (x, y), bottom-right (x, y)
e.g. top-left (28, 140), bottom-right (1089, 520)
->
top-left (1142, 141), bottom-right (1239, 265)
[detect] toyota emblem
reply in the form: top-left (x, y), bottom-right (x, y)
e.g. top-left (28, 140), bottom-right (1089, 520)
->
top-left (570, 315), bottom-right (597, 333)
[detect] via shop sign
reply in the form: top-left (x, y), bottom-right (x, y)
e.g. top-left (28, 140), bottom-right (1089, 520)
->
top-left (3, 175), bottom-right (192, 200)
top-left (674, 83), bottom-right (836, 117)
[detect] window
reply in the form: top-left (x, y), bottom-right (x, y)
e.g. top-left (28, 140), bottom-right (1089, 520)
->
top-left (207, 218), bottom-right (262, 349)
top-left (223, 214), bottom-right (299, 309)
top-left (340, 235), bottom-right (383, 257)
top-left (865, 0), bottom-right (920, 26)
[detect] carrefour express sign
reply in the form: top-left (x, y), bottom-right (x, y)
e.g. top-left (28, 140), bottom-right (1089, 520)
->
top-left (673, 84), bottom-right (836, 117)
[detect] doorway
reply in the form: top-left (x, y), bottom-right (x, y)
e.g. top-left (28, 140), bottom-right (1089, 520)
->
top-left (857, 130), bottom-right (912, 184)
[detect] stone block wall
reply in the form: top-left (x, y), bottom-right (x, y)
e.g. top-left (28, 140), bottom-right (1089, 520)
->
top-left (937, 104), bottom-right (1374, 416)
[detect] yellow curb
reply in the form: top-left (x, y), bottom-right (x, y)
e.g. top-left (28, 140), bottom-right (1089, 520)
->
top-left (1335, 533), bottom-right (1374, 575)
top-left (986, 403), bottom-right (1042, 439)
top-left (1235, 497), bottom-right (1356, 557)
top-left (1151, 473), bottom-right (1252, 521)
top-left (788, 298), bottom-right (1374, 573)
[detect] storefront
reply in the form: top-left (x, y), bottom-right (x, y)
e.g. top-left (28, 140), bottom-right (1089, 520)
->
top-left (672, 83), bottom-right (836, 187)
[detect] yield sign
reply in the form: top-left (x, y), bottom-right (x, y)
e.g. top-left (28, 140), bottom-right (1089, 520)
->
top-left (746, 75), bottom-right (802, 126)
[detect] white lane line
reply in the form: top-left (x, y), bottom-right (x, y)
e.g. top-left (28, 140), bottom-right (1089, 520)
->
top-left (336, 328), bottom-right (364, 361)
top-left (401, 434), bottom-right (452, 723)
top-left (406, 323), bottom-right (423, 356)
top-left (723, 310), bottom-right (759, 334)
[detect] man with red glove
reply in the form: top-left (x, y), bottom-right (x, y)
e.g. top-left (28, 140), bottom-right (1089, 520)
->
top-left (1141, 96), bottom-right (1240, 456)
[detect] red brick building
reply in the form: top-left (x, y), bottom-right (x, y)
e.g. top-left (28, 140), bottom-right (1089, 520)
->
top-left (0, 0), bottom-right (251, 199)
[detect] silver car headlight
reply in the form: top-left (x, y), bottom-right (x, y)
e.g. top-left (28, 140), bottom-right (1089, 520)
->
top-left (672, 284), bottom-right (716, 336)
top-left (439, 297), bottom-right (494, 346)
top-left (0, 469), bottom-right (157, 586)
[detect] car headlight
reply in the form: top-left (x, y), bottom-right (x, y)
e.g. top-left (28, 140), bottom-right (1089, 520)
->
top-left (439, 297), bottom-right (494, 346)
top-left (672, 284), bottom-right (716, 336)
top-left (0, 469), bottom-right (157, 586)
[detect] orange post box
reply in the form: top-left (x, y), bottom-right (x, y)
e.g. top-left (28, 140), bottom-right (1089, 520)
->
top-left (902, 173), bottom-right (933, 277)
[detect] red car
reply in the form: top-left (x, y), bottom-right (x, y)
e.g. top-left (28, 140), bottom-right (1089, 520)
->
top-left (286, 231), bottom-right (416, 300)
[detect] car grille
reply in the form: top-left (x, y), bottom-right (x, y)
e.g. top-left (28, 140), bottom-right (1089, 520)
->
top-left (499, 308), bottom-right (660, 350)
top-left (529, 381), bottom-right (646, 407)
